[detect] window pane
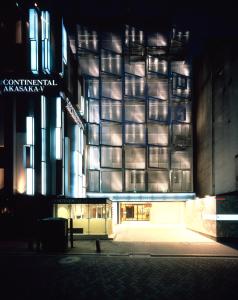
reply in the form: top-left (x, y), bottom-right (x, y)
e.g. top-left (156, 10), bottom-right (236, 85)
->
top-left (101, 123), bottom-right (122, 146)
top-left (149, 147), bottom-right (169, 169)
top-left (125, 75), bottom-right (145, 98)
top-left (101, 100), bottom-right (122, 122)
top-left (125, 124), bottom-right (145, 144)
top-left (125, 170), bottom-right (145, 192)
top-left (88, 170), bottom-right (100, 192)
top-left (125, 58), bottom-right (145, 77)
top-left (88, 100), bottom-right (99, 123)
top-left (79, 53), bottom-right (99, 77)
top-left (148, 56), bottom-right (167, 75)
top-left (101, 50), bottom-right (121, 75)
top-left (171, 170), bottom-right (191, 192)
top-left (101, 171), bottom-right (122, 192)
top-left (148, 124), bottom-right (168, 146)
top-left (88, 124), bottom-right (99, 145)
top-left (147, 33), bottom-right (167, 47)
top-left (171, 150), bottom-right (191, 169)
top-left (125, 147), bottom-right (145, 169)
top-left (172, 124), bottom-right (191, 148)
top-left (172, 102), bottom-right (191, 123)
top-left (148, 99), bottom-right (168, 121)
top-left (101, 147), bottom-right (122, 168)
top-left (125, 101), bottom-right (145, 122)
top-left (88, 146), bottom-right (100, 169)
top-left (147, 76), bottom-right (168, 99)
top-left (77, 26), bottom-right (98, 51)
top-left (148, 170), bottom-right (169, 192)
top-left (102, 78), bottom-right (122, 100)
top-left (87, 78), bottom-right (99, 99)
top-left (102, 32), bottom-right (122, 53)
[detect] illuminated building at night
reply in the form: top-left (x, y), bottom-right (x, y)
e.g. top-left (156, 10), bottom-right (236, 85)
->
top-left (1, 2), bottom-right (237, 240)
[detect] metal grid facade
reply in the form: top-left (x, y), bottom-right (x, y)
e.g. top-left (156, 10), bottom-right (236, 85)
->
top-left (77, 25), bottom-right (192, 193)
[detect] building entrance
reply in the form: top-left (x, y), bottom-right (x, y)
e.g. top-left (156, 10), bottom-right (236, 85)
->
top-left (120, 203), bottom-right (151, 222)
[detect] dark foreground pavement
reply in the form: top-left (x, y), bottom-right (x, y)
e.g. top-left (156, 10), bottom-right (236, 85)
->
top-left (1, 253), bottom-right (238, 300)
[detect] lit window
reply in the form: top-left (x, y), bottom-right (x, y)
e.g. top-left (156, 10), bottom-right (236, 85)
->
top-left (41, 11), bottom-right (51, 74)
top-left (62, 20), bottom-right (67, 65)
top-left (26, 116), bottom-right (35, 195)
top-left (29, 9), bottom-right (38, 74)
top-left (56, 97), bottom-right (62, 160)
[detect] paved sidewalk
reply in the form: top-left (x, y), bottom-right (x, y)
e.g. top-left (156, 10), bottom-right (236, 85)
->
top-left (1, 239), bottom-right (238, 257)
top-left (1, 253), bottom-right (238, 300)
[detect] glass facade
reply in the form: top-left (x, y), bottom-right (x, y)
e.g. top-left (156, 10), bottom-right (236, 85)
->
top-left (77, 25), bottom-right (192, 193)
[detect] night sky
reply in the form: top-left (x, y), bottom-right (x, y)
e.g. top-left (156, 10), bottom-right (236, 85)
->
top-left (2, 0), bottom-right (238, 56)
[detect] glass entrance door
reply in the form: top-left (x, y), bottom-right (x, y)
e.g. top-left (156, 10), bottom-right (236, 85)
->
top-left (120, 203), bottom-right (151, 222)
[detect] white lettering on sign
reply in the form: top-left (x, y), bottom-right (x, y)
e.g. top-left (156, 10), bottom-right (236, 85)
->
top-left (0, 79), bottom-right (58, 94)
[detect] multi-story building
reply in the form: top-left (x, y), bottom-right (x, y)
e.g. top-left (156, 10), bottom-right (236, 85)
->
top-left (73, 24), bottom-right (194, 225)
top-left (0, 2), bottom-right (198, 238)
top-left (0, 2), bottom-right (86, 234)
top-left (191, 39), bottom-right (238, 239)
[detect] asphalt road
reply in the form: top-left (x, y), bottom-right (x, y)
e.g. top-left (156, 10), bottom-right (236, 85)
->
top-left (1, 254), bottom-right (238, 300)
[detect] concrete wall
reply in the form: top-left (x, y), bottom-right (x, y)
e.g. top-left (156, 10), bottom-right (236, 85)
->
top-left (150, 202), bottom-right (185, 224)
top-left (213, 48), bottom-right (238, 194)
top-left (195, 40), bottom-right (238, 196)
top-left (185, 197), bottom-right (217, 238)
top-left (195, 54), bottom-right (213, 197)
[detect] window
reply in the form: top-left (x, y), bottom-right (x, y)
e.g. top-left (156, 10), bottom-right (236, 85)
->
top-left (101, 123), bottom-right (122, 146)
top-left (147, 76), bottom-right (168, 99)
top-left (101, 147), bottom-right (122, 168)
top-left (87, 78), bottom-right (99, 99)
top-left (171, 151), bottom-right (191, 169)
top-left (41, 11), bottom-right (51, 74)
top-left (148, 170), bottom-right (169, 192)
top-left (101, 170), bottom-right (122, 192)
top-left (88, 100), bottom-right (99, 124)
top-left (148, 56), bottom-right (167, 75)
top-left (102, 78), bottom-right (122, 100)
top-left (29, 9), bottom-right (38, 74)
top-left (56, 97), bottom-right (62, 160)
top-left (25, 116), bottom-right (35, 195)
top-left (125, 124), bottom-right (145, 144)
top-left (125, 147), bottom-right (145, 169)
top-left (125, 170), bottom-right (145, 192)
top-left (88, 146), bottom-right (100, 170)
top-left (62, 21), bottom-right (67, 65)
top-left (125, 101), bottom-right (145, 123)
top-left (88, 170), bottom-right (100, 192)
top-left (88, 124), bottom-right (99, 145)
top-left (148, 124), bottom-right (168, 146)
top-left (41, 96), bottom-right (47, 194)
top-left (101, 50), bottom-right (121, 75)
top-left (125, 75), bottom-right (145, 98)
top-left (149, 147), bottom-right (169, 169)
top-left (148, 99), bottom-right (168, 121)
top-left (101, 100), bottom-right (121, 122)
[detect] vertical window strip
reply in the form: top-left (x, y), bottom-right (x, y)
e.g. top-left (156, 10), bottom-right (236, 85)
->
top-left (56, 97), bottom-right (62, 160)
top-left (41, 96), bottom-right (47, 194)
top-left (26, 117), bottom-right (35, 195)
top-left (62, 21), bottom-right (67, 64)
top-left (41, 11), bottom-right (51, 74)
top-left (29, 9), bottom-right (38, 74)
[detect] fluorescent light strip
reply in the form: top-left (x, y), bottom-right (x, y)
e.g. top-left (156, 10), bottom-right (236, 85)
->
top-left (26, 117), bottom-right (34, 145)
top-left (203, 214), bottom-right (238, 221)
top-left (87, 192), bottom-right (195, 201)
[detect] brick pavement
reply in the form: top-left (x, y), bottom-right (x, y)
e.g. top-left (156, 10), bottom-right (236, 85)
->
top-left (0, 254), bottom-right (238, 299)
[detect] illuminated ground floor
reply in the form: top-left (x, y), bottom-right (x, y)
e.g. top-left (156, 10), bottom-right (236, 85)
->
top-left (113, 222), bottom-right (214, 242)
top-left (8, 192), bottom-right (235, 241)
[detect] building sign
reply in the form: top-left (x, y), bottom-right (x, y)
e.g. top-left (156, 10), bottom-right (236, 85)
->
top-left (0, 77), bottom-right (61, 95)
